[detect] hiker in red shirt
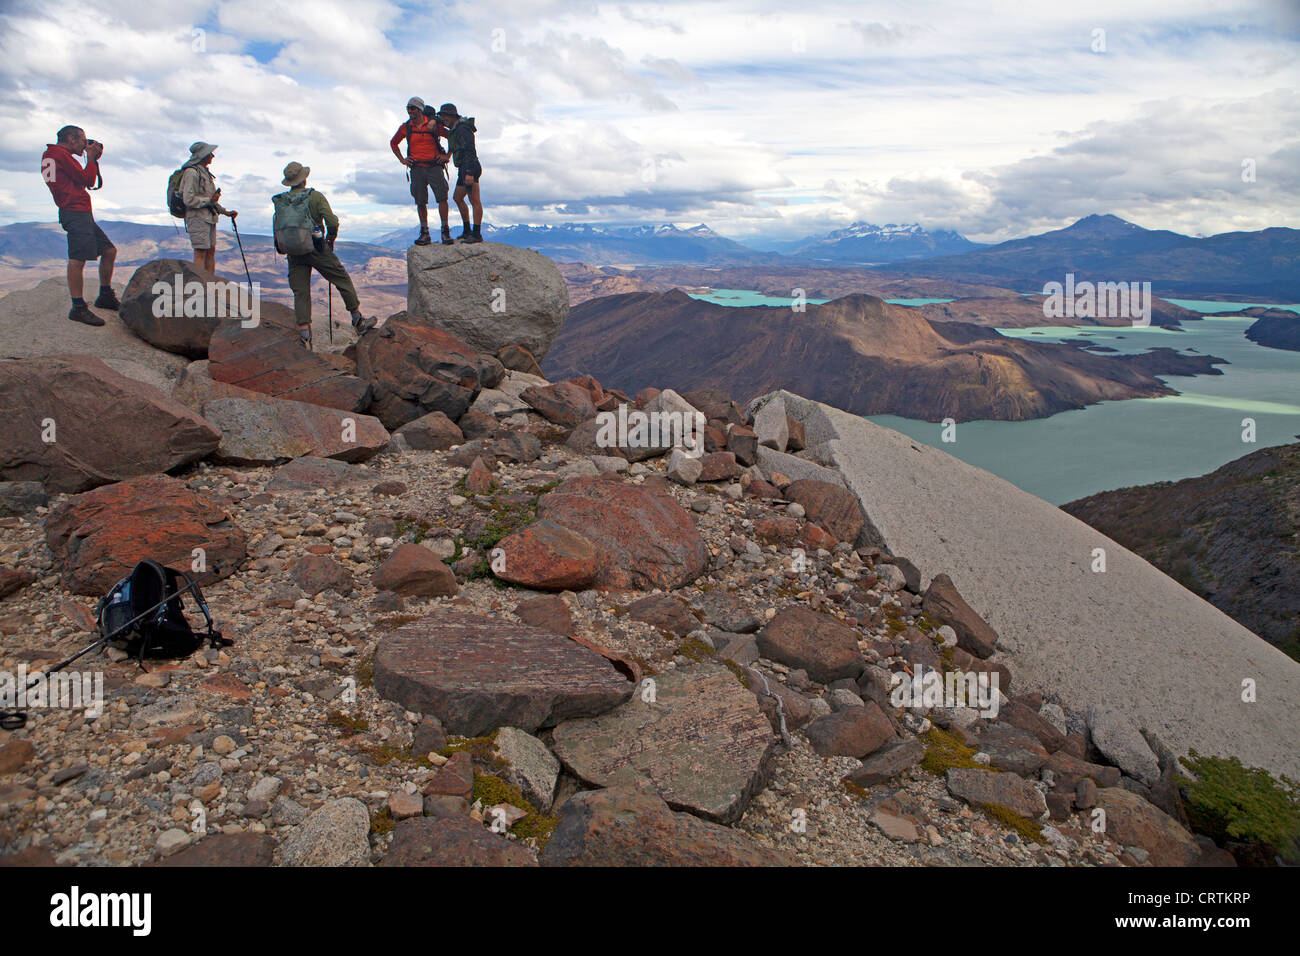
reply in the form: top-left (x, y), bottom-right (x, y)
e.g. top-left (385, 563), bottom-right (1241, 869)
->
top-left (390, 97), bottom-right (453, 246)
top-left (40, 125), bottom-right (118, 326)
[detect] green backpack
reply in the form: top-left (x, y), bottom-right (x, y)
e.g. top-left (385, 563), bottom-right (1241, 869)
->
top-left (166, 167), bottom-right (188, 218)
top-left (272, 188), bottom-right (316, 255)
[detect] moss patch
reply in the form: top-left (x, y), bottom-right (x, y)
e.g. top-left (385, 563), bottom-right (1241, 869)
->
top-left (328, 710), bottom-right (370, 735)
top-left (676, 635), bottom-right (715, 663)
top-left (1178, 750), bottom-right (1300, 865)
top-left (472, 771), bottom-right (560, 848)
top-left (439, 732), bottom-right (507, 772)
top-left (919, 726), bottom-right (985, 776)
top-left (978, 802), bottom-right (1046, 844)
top-left (370, 806), bottom-right (395, 836)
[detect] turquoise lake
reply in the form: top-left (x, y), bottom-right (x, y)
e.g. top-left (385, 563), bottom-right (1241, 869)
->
top-left (694, 289), bottom-right (1300, 504)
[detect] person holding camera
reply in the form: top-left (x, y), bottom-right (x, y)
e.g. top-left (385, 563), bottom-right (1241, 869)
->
top-left (40, 125), bottom-right (117, 326)
top-left (390, 97), bottom-right (453, 246)
top-left (276, 161), bottom-right (375, 348)
top-left (179, 142), bottom-right (237, 273)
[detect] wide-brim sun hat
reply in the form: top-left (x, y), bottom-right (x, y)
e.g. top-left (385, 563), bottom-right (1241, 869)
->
top-left (281, 161), bottom-right (310, 186)
top-left (188, 141), bottom-right (217, 164)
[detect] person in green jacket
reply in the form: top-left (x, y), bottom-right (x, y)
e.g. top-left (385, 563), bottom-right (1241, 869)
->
top-left (278, 161), bottom-right (375, 347)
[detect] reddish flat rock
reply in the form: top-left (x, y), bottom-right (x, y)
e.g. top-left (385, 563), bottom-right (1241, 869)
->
top-left (45, 475), bottom-right (246, 595)
top-left (373, 611), bottom-right (634, 735)
top-left (536, 475), bottom-right (708, 590)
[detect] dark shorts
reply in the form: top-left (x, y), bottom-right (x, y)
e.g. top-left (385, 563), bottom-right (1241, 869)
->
top-left (455, 162), bottom-right (483, 189)
top-left (58, 209), bottom-right (114, 262)
top-left (410, 163), bottom-right (449, 204)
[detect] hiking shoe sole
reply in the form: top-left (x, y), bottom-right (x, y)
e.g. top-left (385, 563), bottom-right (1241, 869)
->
top-left (68, 307), bottom-right (105, 326)
top-left (414, 234), bottom-right (432, 246)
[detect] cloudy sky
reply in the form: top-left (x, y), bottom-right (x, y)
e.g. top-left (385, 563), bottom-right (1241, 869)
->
top-left (1, 0), bottom-right (1297, 244)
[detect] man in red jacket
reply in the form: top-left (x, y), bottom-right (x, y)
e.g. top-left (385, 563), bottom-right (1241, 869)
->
top-left (390, 97), bottom-right (453, 246)
top-left (41, 125), bottom-right (118, 326)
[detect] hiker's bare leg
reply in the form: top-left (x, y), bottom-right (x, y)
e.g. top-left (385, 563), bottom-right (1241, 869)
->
top-left (468, 181), bottom-right (482, 228)
top-left (417, 202), bottom-right (428, 230)
top-left (98, 245), bottom-right (116, 286)
top-left (437, 199), bottom-right (450, 229)
top-left (453, 184), bottom-right (470, 228)
top-left (67, 260), bottom-right (85, 299)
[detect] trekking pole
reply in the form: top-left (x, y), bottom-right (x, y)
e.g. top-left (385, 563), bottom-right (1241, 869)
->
top-left (231, 215), bottom-right (253, 288)
top-left (0, 571), bottom-right (224, 730)
top-left (328, 283), bottom-right (334, 345)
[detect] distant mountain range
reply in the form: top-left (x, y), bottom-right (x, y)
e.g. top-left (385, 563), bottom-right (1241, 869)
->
top-left (543, 289), bottom-right (1225, 422)
top-left (370, 222), bottom-right (781, 267)
top-left (760, 221), bottom-right (984, 263)
top-left (889, 214), bottom-right (1300, 301)
top-left (2, 213), bottom-right (1296, 300)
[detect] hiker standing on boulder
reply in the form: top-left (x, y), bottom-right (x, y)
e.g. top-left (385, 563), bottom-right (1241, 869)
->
top-left (272, 162), bottom-right (376, 348)
top-left (434, 104), bottom-right (483, 243)
top-left (40, 125), bottom-right (118, 326)
top-left (178, 142), bottom-right (237, 274)
top-left (390, 97), bottom-right (453, 246)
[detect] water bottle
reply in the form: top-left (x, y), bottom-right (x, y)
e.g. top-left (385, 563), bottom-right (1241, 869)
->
top-left (311, 224), bottom-right (325, 252)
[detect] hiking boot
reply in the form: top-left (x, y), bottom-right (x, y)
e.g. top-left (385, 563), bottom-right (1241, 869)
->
top-left (92, 290), bottom-right (120, 310)
top-left (457, 225), bottom-right (473, 242)
top-left (298, 326), bottom-right (312, 349)
top-left (351, 312), bottom-right (377, 335)
top-left (93, 289), bottom-right (120, 310)
top-left (462, 225), bottom-right (483, 244)
top-left (68, 303), bottom-right (105, 326)
top-left (441, 226), bottom-right (454, 245)
top-left (414, 227), bottom-right (432, 246)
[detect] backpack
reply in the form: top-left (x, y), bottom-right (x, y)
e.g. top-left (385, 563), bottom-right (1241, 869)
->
top-left (166, 167), bottom-right (188, 218)
top-left (447, 117), bottom-right (477, 162)
top-left (272, 188), bottom-right (316, 255)
top-left (95, 560), bottom-right (228, 663)
top-left (404, 115), bottom-right (447, 165)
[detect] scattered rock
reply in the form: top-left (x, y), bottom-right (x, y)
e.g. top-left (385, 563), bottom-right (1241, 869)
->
top-left (279, 798), bottom-right (371, 866)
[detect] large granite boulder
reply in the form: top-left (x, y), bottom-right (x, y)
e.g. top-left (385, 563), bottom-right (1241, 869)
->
top-left (201, 395), bottom-right (389, 465)
top-left (373, 611), bottom-right (634, 735)
top-left (406, 243), bottom-right (568, 361)
top-left (0, 355), bottom-right (220, 494)
top-left (45, 475), bottom-right (247, 594)
top-left (355, 311), bottom-right (505, 429)
top-left (540, 785), bottom-right (795, 867)
top-left (119, 259), bottom-right (260, 358)
top-left (536, 475), bottom-right (708, 590)
top-left (551, 664), bottom-right (775, 824)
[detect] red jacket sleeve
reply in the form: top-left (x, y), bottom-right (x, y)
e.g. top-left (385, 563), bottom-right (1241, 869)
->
top-left (60, 151), bottom-right (98, 188)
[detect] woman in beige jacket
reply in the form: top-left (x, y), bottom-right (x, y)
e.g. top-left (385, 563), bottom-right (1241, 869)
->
top-left (180, 141), bottom-right (237, 273)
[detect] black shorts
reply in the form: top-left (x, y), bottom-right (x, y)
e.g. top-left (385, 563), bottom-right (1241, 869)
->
top-left (410, 163), bottom-right (449, 204)
top-left (58, 209), bottom-right (114, 262)
top-left (455, 162), bottom-right (482, 188)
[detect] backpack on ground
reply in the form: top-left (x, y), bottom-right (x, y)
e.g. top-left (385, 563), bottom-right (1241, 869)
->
top-left (272, 187), bottom-right (316, 255)
top-left (95, 560), bottom-right (228, 663)
top-left (166, 167), bottom-right (188, 218)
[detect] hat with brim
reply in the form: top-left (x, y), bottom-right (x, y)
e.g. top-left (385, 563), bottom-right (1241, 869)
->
top-left (436, 103), bottom-right (459, 119)
top-left (282, 161), bottom-right (310, 187)
top-left (187, 141), bottom-right (217, 165)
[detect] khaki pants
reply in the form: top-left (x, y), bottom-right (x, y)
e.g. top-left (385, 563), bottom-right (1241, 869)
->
top-left (287, 248), bottom-right (359, 326)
